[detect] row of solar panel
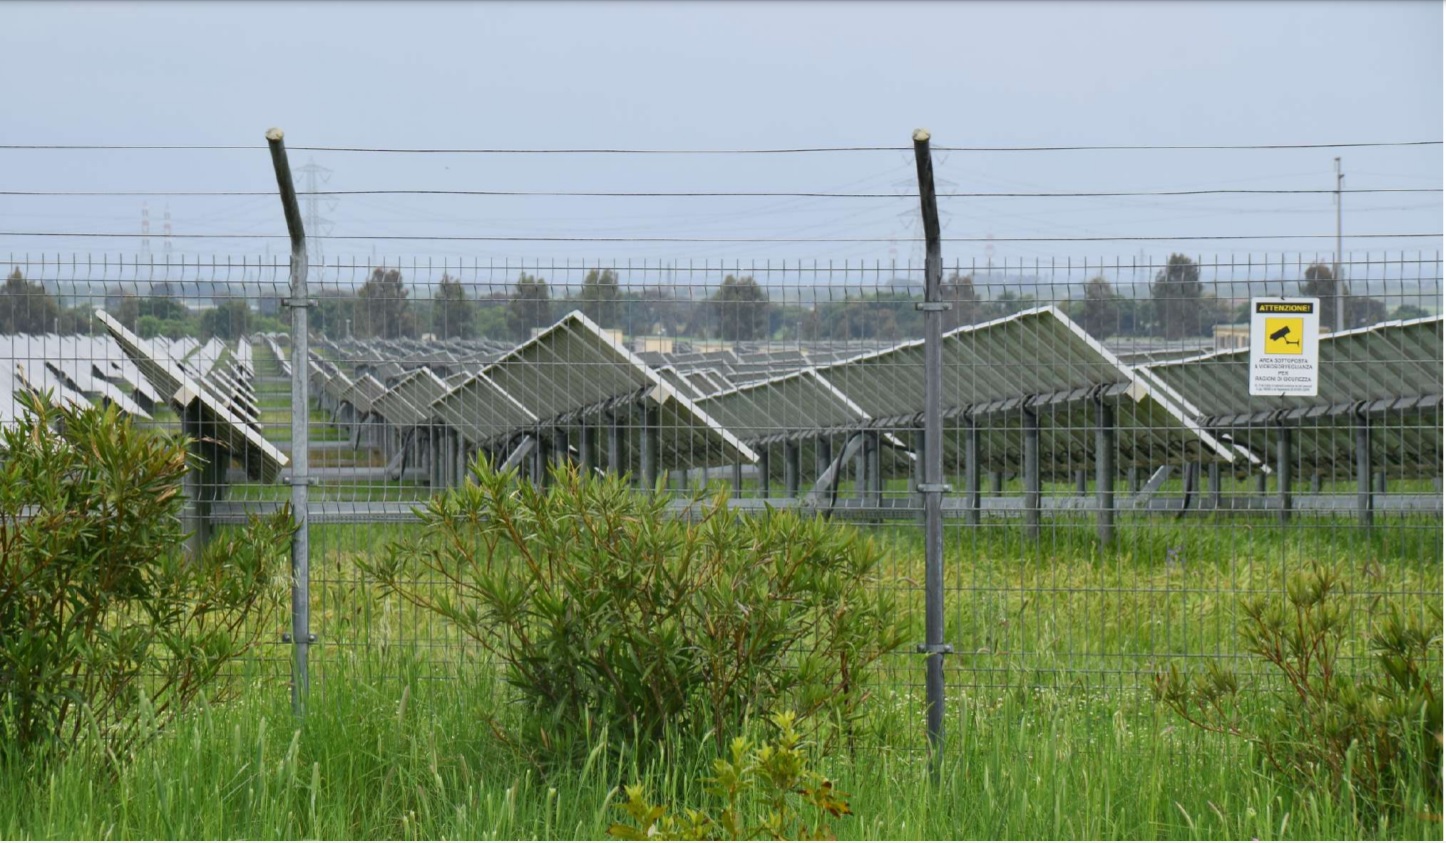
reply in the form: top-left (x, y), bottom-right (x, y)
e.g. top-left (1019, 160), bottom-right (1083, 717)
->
top-left (4, 307), bottom-right (1440, 493)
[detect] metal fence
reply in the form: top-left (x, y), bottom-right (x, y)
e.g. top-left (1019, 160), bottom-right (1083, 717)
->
top-left (1, 142), bottom-right (1441, 760)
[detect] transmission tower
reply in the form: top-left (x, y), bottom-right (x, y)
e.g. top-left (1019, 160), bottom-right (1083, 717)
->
top-left (296, 159), bottom-right (336, 267)
top-left (892, 150), bottom-right (956, 267)
top-left (163, 204), bottom-right (173, 256)
top-left (140, 202), bottom-right (152, 261)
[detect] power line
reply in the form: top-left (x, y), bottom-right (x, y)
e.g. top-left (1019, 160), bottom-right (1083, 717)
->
top-left (0, 140), bottom-right (1439, 153)
top-left (2, 231), bottom-right (1438, 243)
top-left (1, 188), bottom-right (1438, 198)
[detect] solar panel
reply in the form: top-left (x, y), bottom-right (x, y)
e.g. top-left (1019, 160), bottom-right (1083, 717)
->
top-left (1143, 316), bottom-right (1444, 476)
top-left (95, 310), bottom-right (288, 483)
top-left (433, 311), bottom-right (755, 469)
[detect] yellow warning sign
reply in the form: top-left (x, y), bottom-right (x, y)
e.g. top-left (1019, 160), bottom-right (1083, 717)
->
top-left (1251, 297), bottom-right (1319, 396)
top-left (1263, 317), bottom-right (1305, 355)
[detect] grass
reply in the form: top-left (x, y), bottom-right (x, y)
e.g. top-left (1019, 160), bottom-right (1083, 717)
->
top-left (1, 469), bottom-right (1439, 838)
top-left (1, 643), bottom-right (1438, 840)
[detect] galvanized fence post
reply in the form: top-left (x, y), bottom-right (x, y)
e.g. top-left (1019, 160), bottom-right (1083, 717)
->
top-left (266, 128), bottom-right (312, 716)
top-left (912, 129), bottom-right (951, 778)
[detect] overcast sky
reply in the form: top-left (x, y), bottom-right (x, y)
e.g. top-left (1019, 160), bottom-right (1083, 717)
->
top-left (1, 0), bottom-right (1441, 286)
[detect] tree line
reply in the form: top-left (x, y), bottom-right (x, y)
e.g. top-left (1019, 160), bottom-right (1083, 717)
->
top-left (1, 257), bottom-right (1421, 343)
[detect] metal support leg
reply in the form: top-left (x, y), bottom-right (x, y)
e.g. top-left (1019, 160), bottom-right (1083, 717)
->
top-left (869, 431), bottom-right (883, 504)
top-left (815, 435), bottom-right (832, 484)
top-left (1208, 462), bottom-right (1222, 509)
top-left (784, 440), bottom-right (800, 498)
top-left (758, 445), bottom-right (771, 499)
top-left (1095, 398), bottom-right (1114, 546)
top-left (964, 417), bottom-right (980, 527)
top-left (579, 423), bottom-right (595, 476)
top-left (640, 403), bottom-right (659, 491)
top-left (1356, 415), bottom-right (1373, 528)
top-left (1276, 424), bottom-right (1293, 525)
top-left (182, 401), bottom-right (227, 560)
top-left (1023, 409), bottom-right (1040, 540)
top-left (913, 429), bottom-right (927, 490)
top-left (608, 413), bottom-right (623, 477)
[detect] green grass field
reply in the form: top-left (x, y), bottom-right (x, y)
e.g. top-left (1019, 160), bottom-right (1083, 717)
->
top-left (1, 510), bottom-right (1438, 840)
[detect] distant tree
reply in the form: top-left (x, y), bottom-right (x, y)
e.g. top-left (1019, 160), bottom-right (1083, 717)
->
top-left (576, 268), bottom-right (622, 328)
top-left (1300, 263), bottom-right (1343, 329)
top-left (982, 289), bottom-right (1037, 321)
top-left (355, 267), bottom-right (416, 339)
top-left (432, 273), bottom-right (477, 339)
top-left (135, 292), bottom-right (190, 324)
top-left (507, 272), bottom-right (553, 340)
top-left (130, 294), bottom-right (195, 339)
top-left (1077, 276), bottom-right (1121, 339)
top-left (57, 305), bottom-right (95, 335)
top-left (1392, 304), bottom-right (1430, 321)
top-left (1347, 296), bottom-right (1388, 329)
top-left (627, 287), bottom-right (695, 338)
top-left (0, 268), bottom-right (60, 334)
top-left (473, 302), bottom-right (510, 340)
top-left (1299, 262), bottom-right (1388, 330)
top-left (709, 275), bottom-right (770, 341)
top-left (941, 272), bottom-right (981, 330)
top-left (809, 292), bottom-right (919, 341)
top-left (114, 293), bottom-right (142, 331)
top-left (200, 300), bottom-right (251, 341)
top-left (313, 291), bottom-right (353, 340)
top-left (1150, 254), bottom-right (1206, 339)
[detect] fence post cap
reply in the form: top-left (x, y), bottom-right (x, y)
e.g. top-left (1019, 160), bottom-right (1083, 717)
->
top-left (265, 128), bottom-right (285, 141)
top-left (912, 128), bottom-right (931, 142)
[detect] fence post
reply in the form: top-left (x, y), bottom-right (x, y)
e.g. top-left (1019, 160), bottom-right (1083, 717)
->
top-left (912, 129), bottom-right (950, 778)
top-left (266, 128), bottom-right (312, 717)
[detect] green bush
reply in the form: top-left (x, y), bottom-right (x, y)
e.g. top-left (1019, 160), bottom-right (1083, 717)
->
top-left (0, 390), bottom-right (292, 762)
top-left (1154, 564), bottom-right (1442, 822)
top-left (608, 711), bottom-right (853, 841)
top-left (366, 456), bottom-right (905, 761)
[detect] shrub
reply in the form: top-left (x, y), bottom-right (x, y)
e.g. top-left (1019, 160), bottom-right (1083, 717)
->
top-left (1154, 564), bottom-right (1442, 822)
top-left (608, 711), bottom-right (852, 841)
top-left (0, 390), bottom-right (292, 761)
top-left (365, 456), bottom-right (905, 761)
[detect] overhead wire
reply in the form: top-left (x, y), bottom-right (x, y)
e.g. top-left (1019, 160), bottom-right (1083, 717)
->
top-left (0, 139), bottom-right (1439, 152)
top-left (1, 188), bottom-right (1438, 198)
top-left (2, 231), bottom-right (1438, 243)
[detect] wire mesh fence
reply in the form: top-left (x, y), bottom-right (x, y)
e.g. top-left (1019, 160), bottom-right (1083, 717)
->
top-left (2, 247), bottom-right (1440, 745)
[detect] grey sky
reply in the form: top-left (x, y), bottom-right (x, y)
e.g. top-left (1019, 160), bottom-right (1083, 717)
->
top-left (1, 0), bottom-right (1440, 277)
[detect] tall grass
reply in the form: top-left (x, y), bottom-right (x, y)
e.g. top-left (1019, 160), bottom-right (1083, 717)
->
top-left (1, 504), bottom-right (1437, 839)
top-left (1, 645), bottom-right (1437, 839)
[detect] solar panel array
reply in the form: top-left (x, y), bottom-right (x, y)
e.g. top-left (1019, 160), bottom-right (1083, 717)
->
top-left (1, 307), bottom-right (1439, 522)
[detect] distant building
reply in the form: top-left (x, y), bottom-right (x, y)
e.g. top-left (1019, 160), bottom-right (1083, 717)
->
top-left (629, 334), bottom-right (674, 354)
top-left (1213, 323), bottom-right (1249, 352)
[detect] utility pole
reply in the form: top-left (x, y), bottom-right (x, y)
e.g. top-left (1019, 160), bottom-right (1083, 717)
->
top-left (1334, 157), bottom-right (1345, 332)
